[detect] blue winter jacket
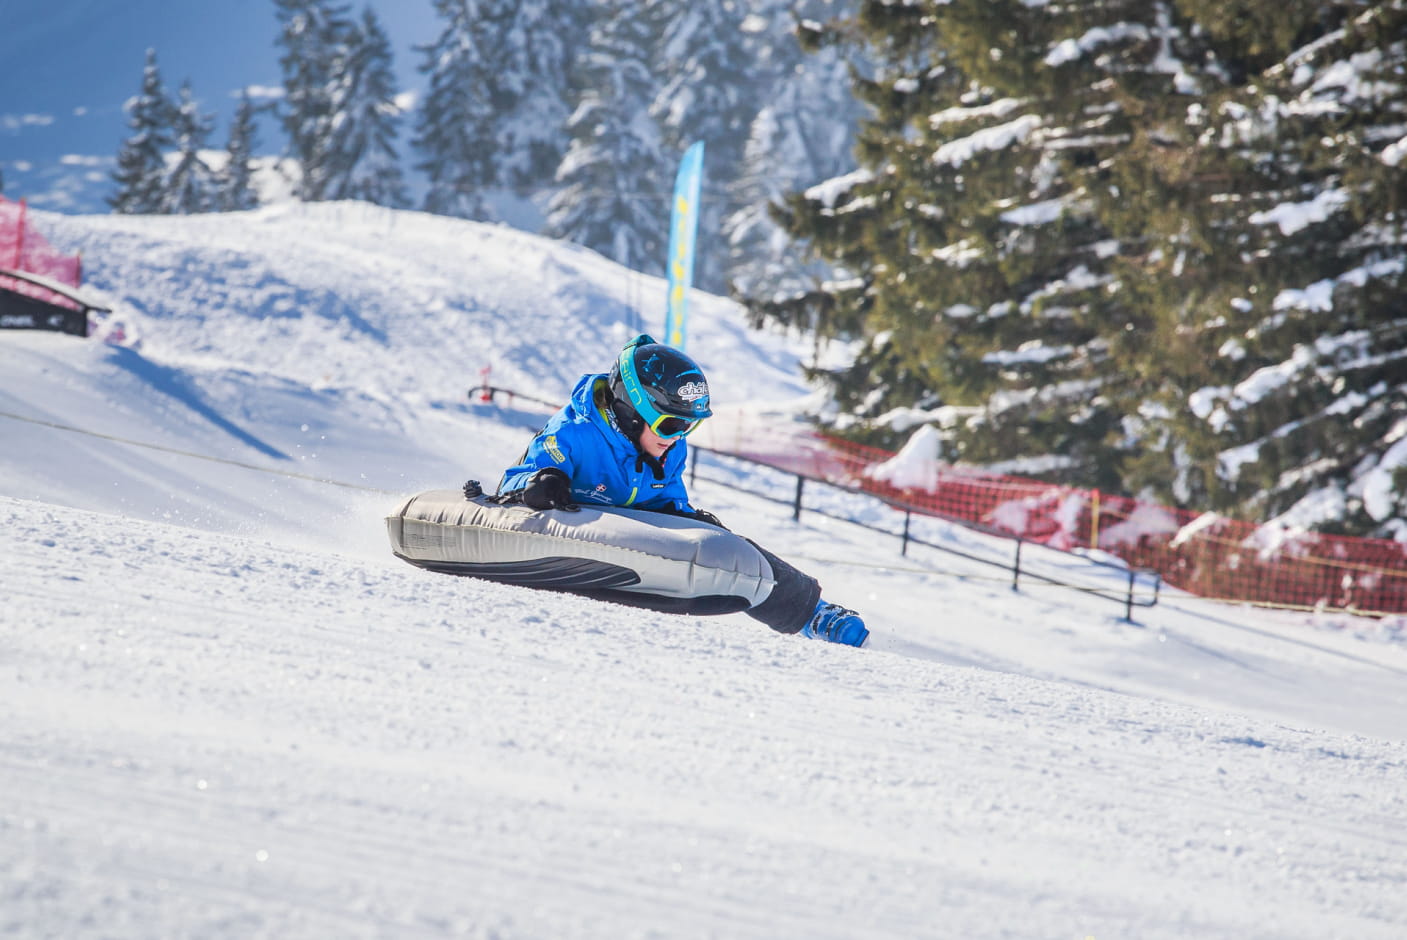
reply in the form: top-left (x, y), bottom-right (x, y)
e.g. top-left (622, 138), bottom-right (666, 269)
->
top-left (497, 373), bottom-right (696, 513)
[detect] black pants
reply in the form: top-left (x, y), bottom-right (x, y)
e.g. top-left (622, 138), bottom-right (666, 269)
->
top-left (746, 543), bottom-right (822, 634)
top-left (572, 530), bottom-right (820, 628)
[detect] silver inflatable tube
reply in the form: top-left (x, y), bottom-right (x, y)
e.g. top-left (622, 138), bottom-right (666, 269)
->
top-left (386, 490), bottom-right (775, 608)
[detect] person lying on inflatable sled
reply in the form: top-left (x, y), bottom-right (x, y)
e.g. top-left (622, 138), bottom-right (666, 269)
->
top-left (495, 334), bottom-right (867, 648)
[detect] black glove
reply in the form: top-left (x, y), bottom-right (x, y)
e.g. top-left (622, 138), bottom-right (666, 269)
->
top-left (520, 467), bottom-right (578, 511)
top-left (644, 504), bottom-right (726, 529)
top-left (686, 508), bottom-right (726, 529)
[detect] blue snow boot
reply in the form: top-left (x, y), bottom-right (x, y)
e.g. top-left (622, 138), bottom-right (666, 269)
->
top-left (800, 600), bottom-right (869, 648)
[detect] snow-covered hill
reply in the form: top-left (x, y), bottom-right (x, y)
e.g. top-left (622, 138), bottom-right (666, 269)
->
top-left (3, 205), bottom-right (1406, 937)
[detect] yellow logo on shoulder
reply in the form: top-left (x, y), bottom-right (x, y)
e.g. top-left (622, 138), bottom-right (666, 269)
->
top-left (545, 435), bottom-right (566, 463)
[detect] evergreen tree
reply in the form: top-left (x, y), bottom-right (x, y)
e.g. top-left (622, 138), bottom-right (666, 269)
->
top-left (413, 0), bottom-right (576, 220)
top-left (217, 90), bottom-right (262, 212)
top-left (324, 7), bottom-right (408, 206)
top-left (492, 0), bottom-right (578, 195)
top-left (930, 0), bottom-right (1206, 489)
top-left (647, 0), bottom-right (758, 293)
top-left (755, 0), bottom-right (1407, 536)
top-left (274, 0), bottom-right (354, 201)
top-left (543, 0), bottom-right (669, 274)
top-left (724, 1), bottom-right (867, 303)
top-left (760, 1), bottom-right (1194, 485)
top-left (750, 0), bottom-right (1116, 463)
top-left (413, 0), bottom-right (496, 219)
top-left (162, 80), bottom-right (217, 214)
top-left (1112, 0), bottom-right (1407, 535)
top-left (745, 3), bottom-right (929, 384)
top-left (110, 48), bottom-right (175, 214)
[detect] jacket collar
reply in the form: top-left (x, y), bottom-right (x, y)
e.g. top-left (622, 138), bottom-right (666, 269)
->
top-left (569, 372), bottom-right (680, 476)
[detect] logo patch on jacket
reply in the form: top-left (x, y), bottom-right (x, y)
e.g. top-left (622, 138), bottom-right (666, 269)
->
top-left (545, 435), bottom-right (566, 463)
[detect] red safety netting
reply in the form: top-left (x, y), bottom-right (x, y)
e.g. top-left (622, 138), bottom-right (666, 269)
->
top-left (0, 195), bottom-right (83, 310)
top-left (693, 413), bottom-right (1407, 614)
top-left (797, 434), bottom-right (1407, 616)
top-left (489, 389), bottom-right (1407, 614)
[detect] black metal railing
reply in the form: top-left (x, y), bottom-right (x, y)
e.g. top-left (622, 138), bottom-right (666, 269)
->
top-left (473, 384), bottom-right (1162, 622)
top-left (686, 445), bottom-right (1162, 623)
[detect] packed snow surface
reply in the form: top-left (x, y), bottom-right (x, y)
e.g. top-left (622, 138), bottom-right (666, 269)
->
top-left (3, 204), bottom-right (1406, 938)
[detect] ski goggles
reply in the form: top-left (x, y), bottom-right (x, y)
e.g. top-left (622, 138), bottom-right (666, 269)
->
top-left (648, 414), bottom-right (701, 440)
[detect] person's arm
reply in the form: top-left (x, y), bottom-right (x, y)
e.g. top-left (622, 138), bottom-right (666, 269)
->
top-left (498, 425), bottom-right (577, 496)
top-left (634, 448), bottom-right (724, 527)
top-left (637, 500), bottom-right (726, 528)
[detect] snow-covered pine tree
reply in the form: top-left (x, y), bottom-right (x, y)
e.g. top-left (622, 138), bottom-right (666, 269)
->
top-left (216, 90), bottom-right (262, 212)
top-left (543, 0), bottom-right (669, 276)
top-left (413, 0), bottom-right (576, 221)
top-left (274, 0), bottom-right (354, 202)
top-left (110, 48), bottom-right (175, 214)
top-left (413, 0), bottom-right (496, 219)
top-left (723, 1), bottom-right (867, 304)
top-left (1113, 0), bottom-right (1407, 537)
top-left (647, 0), bottom-right (758, 293)
top-left (928, 0), bottom-right (1212, 489)
top-left (756, 0), bottom-right (1406, 536)
top-left (323, 7), bottom-right (408, 207)
top-left (742, 2), bottom-right (953, 441)
top-left (162, 80), bottom-right (217, 214)
top-left (491, 0), bottom-right (578, 199)
top-left (748, 0), bottom-right (1143, 483)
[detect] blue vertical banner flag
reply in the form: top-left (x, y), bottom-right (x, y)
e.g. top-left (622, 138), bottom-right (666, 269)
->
top-left (664, 141), bottom-right (704, 350)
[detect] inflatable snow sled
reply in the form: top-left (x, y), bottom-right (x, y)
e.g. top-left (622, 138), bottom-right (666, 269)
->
top-left (386, 489), bottom-right (775, 615)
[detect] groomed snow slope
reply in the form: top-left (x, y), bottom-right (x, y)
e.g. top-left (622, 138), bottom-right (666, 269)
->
top-left (3, 204), bottom-right (1406, 938)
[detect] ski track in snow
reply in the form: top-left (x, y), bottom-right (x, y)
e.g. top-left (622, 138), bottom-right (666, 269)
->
top-left (3, 205), bottom-right (1407, 937)
top-left (5, 497), bottom-right (1407, 938)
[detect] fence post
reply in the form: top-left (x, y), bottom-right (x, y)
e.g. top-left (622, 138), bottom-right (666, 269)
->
top-left (901, 511), bottom-right (911, 557)
top-left (1012, 537), bottom-right (1023, 591)
top-left (792, 475), bottom-right (805, 521)
top-left (1125, 567), bottom-right (1136, 624)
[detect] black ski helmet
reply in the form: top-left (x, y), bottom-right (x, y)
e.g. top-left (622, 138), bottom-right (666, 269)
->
top-left (608, 334), bottom-right (712, 436)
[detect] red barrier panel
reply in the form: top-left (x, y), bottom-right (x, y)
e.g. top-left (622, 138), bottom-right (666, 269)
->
top-left (799, 433), bottom-right (1407, 616)
top-left (498, 391), bottom-right (1407, 615)
top-left (0, 196), bottom-right (83, 310)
